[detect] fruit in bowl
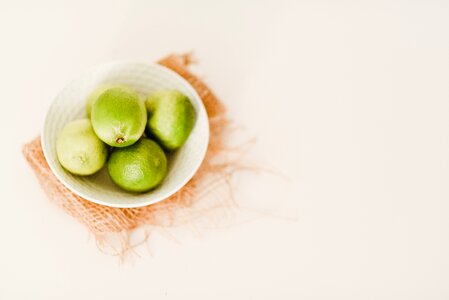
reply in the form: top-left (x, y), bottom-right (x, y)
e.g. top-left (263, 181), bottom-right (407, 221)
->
top-left (42, 62), bottom-right (209, 208)
top-left (56, 85), bottom-right (195, 193)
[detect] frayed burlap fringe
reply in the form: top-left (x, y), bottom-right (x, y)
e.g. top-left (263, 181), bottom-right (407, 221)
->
top-left (22, 54), bottom-right (240, 259)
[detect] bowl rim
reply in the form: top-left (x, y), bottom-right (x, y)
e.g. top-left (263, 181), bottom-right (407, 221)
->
top-left (41, 61), bottom-right (210, 208)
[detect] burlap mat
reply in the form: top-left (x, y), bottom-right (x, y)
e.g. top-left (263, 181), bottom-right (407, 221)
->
top-left (22, 54), bottom-right (240, 257)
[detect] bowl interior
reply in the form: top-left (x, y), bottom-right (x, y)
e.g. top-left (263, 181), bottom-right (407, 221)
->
top-left (42, 62), bottom-right (209, 208)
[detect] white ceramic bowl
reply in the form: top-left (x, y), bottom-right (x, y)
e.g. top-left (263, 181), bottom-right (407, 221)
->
top-left (42, 62), bottom-right (209, 208)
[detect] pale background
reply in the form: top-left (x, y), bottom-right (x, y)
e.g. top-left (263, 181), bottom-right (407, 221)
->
top-left (1, 0), bottom-right (449, 299)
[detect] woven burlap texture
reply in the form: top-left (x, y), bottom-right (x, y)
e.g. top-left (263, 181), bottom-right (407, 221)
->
top-left (22, 54), bottom-right (238, 256)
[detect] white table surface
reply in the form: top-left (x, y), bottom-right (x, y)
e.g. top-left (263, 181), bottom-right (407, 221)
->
top-left (1, 0), bottom-right (449, 299)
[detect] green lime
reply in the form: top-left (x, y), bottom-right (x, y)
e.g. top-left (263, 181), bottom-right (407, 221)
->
top-left (91, 86), bottom-right (147, 147)
top-left (107, 138), bottom-right (167, 192)
top-left (145, 90), bottom-right (196, 150)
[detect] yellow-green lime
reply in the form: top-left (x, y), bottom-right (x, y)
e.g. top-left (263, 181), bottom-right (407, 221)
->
top-left (56, 119), bottom-right (108, 175)
top-left (91, 86), bottom-right (147, 147)
top-left (145, 90), bottom-right (196, 150)
top-left (107, 138), bottom-right (167, 192)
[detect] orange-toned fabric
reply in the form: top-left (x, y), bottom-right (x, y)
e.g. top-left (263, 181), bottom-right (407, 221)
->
top-left (22, 54), bottom-right (239, 257)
